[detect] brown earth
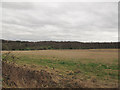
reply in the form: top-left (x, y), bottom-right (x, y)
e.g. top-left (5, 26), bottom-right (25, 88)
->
top-left (2, 62), bottom-right (85, 88)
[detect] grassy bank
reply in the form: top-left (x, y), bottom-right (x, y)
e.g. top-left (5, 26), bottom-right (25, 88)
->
top-left (2, 49), bottom-right (119, 88)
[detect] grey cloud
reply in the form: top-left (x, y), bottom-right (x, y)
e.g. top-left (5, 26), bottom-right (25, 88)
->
top-left (2, 2), bottom-right (118, 42)
top-left (2, 2), bottom-right (34, 10)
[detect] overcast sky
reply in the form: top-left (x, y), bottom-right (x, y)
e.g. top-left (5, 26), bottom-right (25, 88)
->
top-left (2, 2), bottom-right (118, 42)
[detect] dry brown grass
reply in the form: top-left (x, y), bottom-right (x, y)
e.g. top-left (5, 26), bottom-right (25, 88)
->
top-left (2, 49), bottom-right (118, 64)
top-left (2, 49), bottom-right (118, 88)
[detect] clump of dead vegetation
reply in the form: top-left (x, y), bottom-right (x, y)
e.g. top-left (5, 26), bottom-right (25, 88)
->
top-left (2, 52), bottom-right (19, 63)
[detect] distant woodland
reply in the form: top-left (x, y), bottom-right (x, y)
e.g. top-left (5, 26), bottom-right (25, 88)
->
top-left (2, 40), bottom-right (119, 50)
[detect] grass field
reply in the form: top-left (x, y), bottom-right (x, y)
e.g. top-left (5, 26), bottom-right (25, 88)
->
top-left (2, 49), bottom-right (119, 88)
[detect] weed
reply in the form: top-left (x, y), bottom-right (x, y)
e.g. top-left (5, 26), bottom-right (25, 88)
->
top-left (2, 52), bottom-right (19, 63)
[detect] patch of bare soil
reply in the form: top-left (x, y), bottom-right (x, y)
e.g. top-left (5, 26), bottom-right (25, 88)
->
top-left (2, 62), bottom-right (85, 88)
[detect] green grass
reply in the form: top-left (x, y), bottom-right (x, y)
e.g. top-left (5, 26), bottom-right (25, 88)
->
top-left (2, 51), bottom-right (118, 82)
top-left (16, 55), bottom-right (118, 80)
top-left (2, 50), bottom-right (119, 88)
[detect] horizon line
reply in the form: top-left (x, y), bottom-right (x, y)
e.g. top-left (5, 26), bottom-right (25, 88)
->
top-left (1, 39), bottom-right (119, 43)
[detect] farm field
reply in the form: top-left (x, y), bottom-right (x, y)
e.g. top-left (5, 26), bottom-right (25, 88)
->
top-left (2, 49), bottom-right (119, 88)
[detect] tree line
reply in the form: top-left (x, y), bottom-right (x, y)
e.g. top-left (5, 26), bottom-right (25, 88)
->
top-left (2, 39), bottom-right (119, 50)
